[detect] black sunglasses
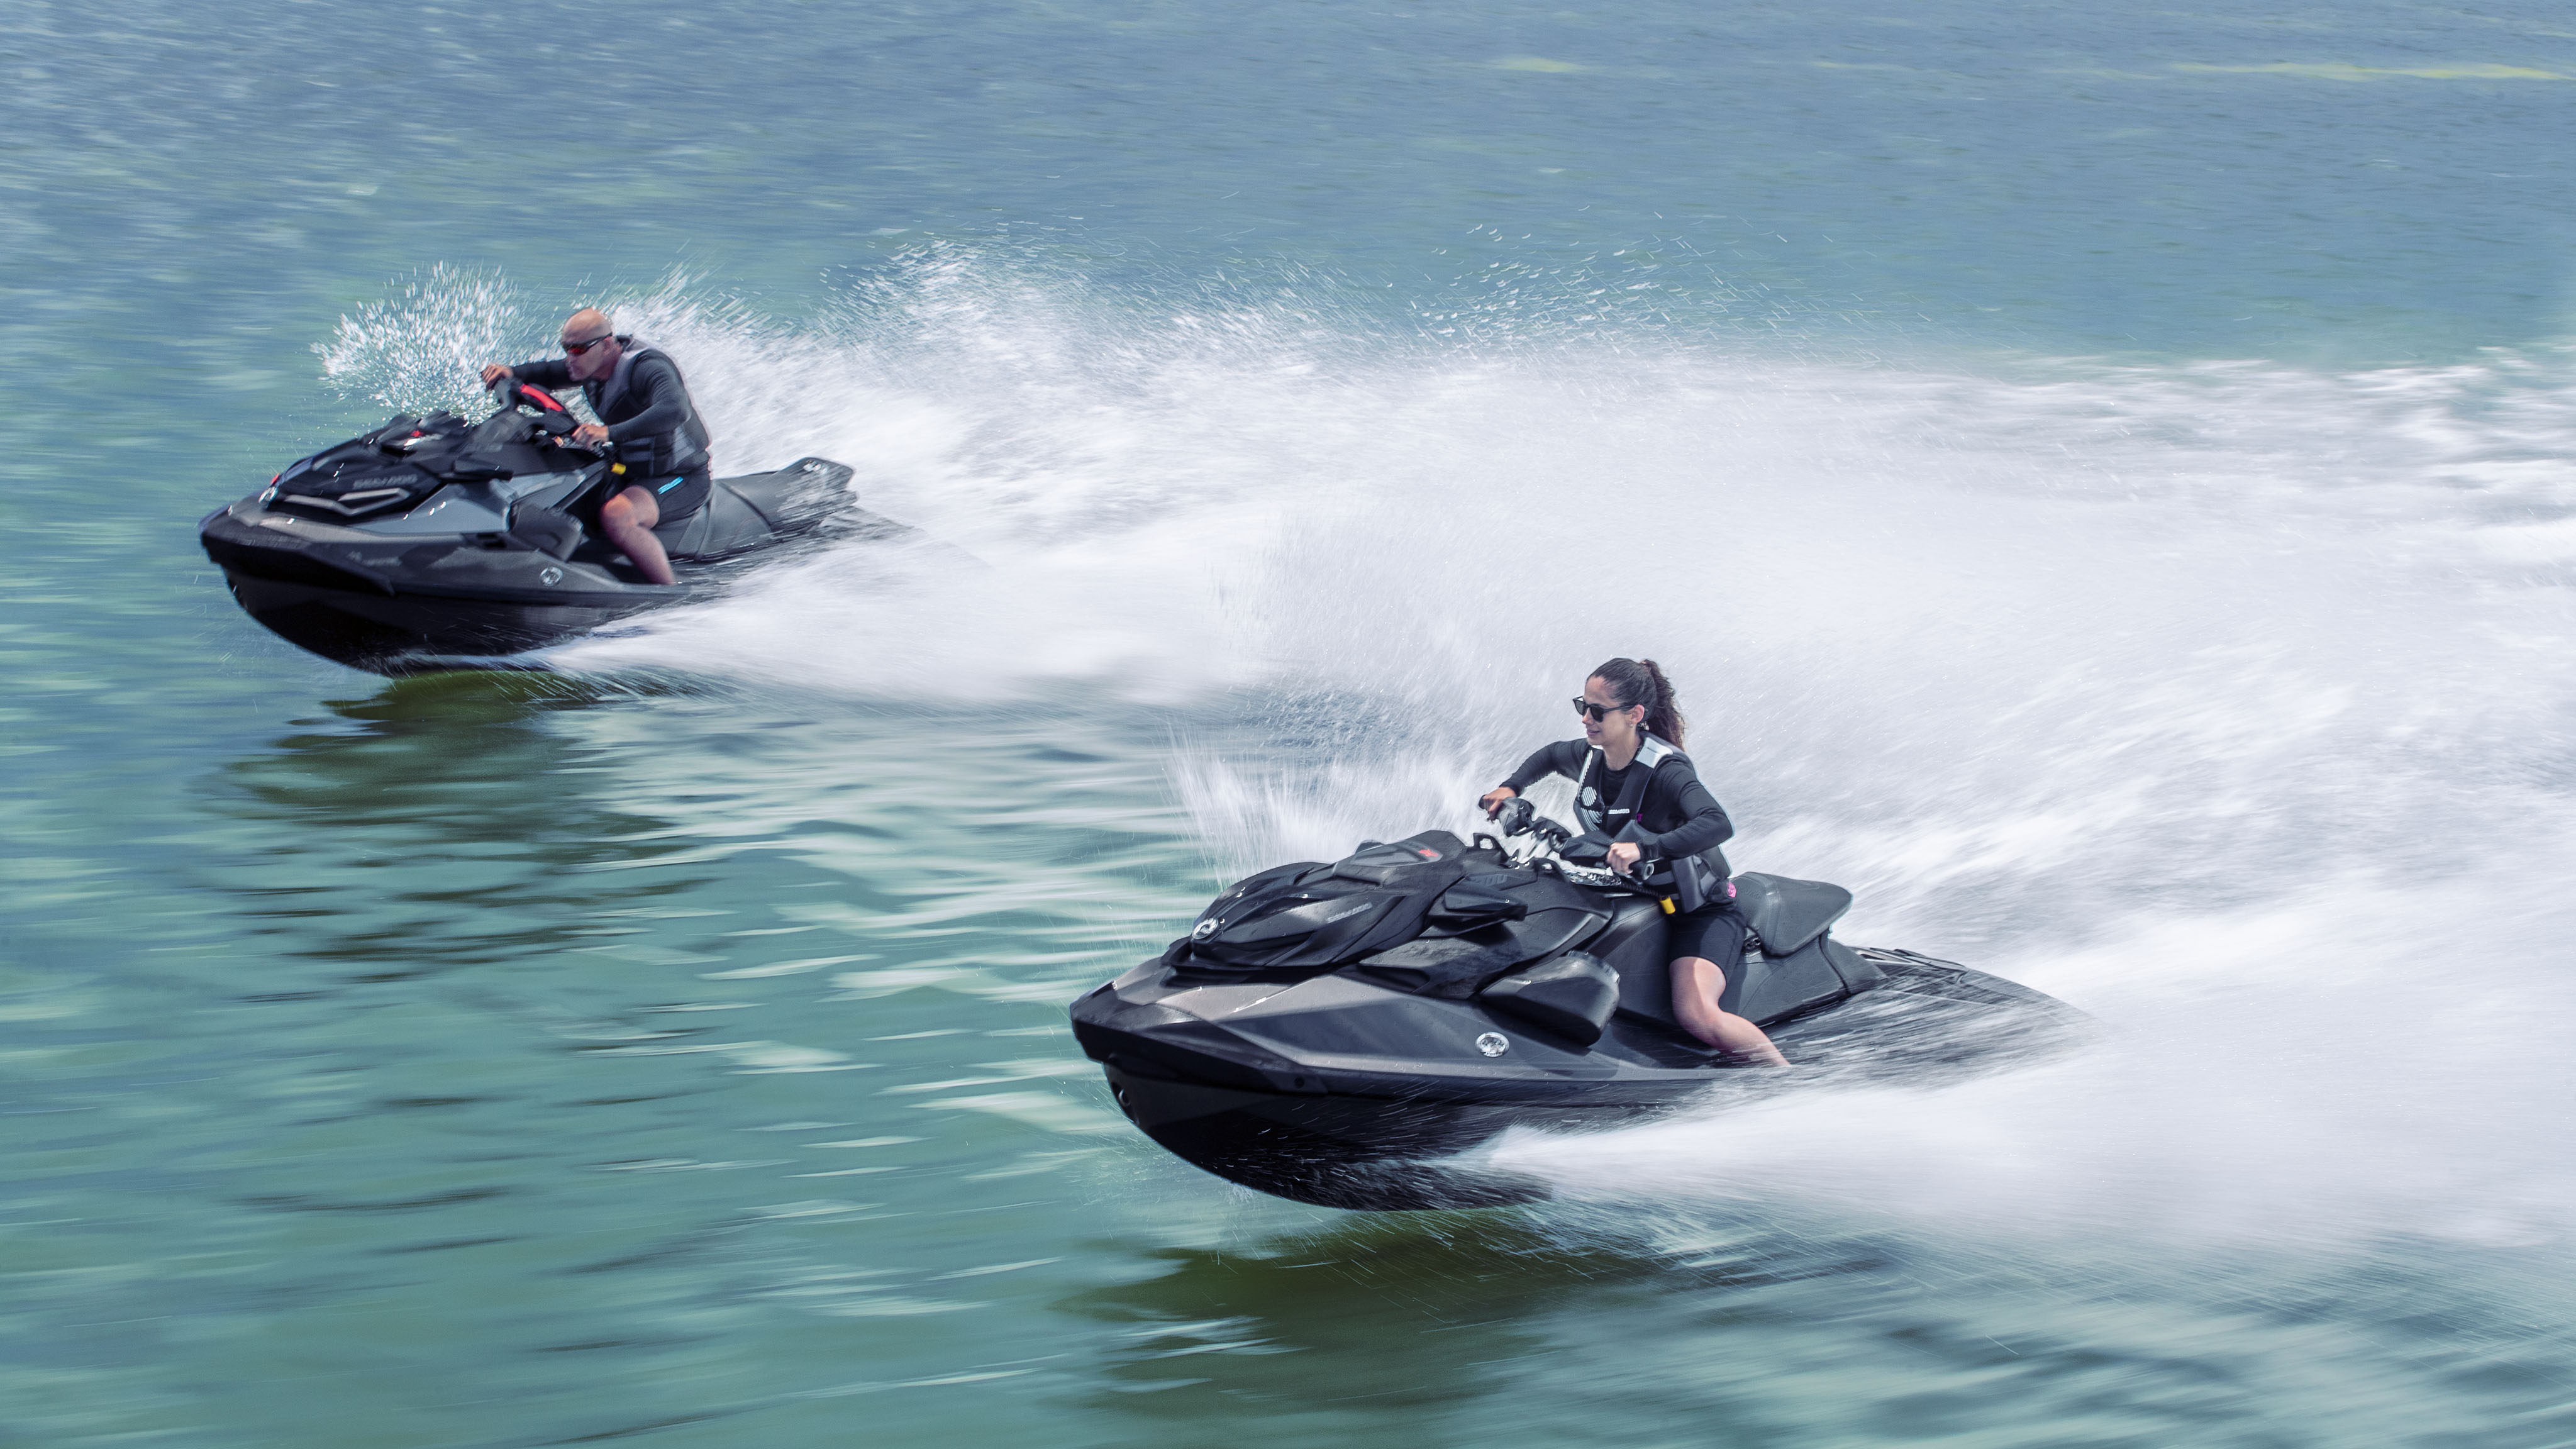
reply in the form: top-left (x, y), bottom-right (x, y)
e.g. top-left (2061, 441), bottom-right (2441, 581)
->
top-left (1572, 697), bottom-right (1635, 722)
top-left (562, 334), bottom-right (616, 357)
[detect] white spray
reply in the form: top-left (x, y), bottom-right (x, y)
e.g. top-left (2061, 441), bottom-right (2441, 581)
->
top-left (327, 259), bottom-right (2576, 1255)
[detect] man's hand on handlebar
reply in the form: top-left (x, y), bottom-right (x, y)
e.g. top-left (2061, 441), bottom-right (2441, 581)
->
top-left (1604, 841), bottom-right (1644, 877)
top-left (567, 423), bottom-right (610, 448)
top-left (480, 364), bottom-right (514, 387)
top-left (1479, 787), bottom-right (1517, 819)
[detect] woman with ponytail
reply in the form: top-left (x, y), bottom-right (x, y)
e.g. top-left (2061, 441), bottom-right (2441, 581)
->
top-left (1477, 658), bottom-right (1789, 1067)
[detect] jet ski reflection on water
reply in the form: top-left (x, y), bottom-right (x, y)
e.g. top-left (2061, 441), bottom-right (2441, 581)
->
top-left (1071, 799), bottom-right (2087, 1211)
top-left (199, 378), bottom-right (913, 674)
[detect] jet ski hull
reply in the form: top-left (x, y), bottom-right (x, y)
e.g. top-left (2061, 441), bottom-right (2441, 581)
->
top-left (1101, 1063), bottom-right (1567, 1209)
top-left (1077, 930), bottom-right (2086, 1213)
top-left (203, 450), bottom-right (883, 674)
top-left (1098, 1058), bottom-right (1712, 1209)
top-left (212, 560), bottom-right (667, 672)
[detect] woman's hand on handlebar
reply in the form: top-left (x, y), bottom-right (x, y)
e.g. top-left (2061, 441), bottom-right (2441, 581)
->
top-left (1479, 787), bottom-right (1517, 819)
top-left (1605, 841), bottom-right (1643, 876)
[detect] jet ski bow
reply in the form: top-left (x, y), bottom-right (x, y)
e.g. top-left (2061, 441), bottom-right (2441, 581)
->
top-left (200, 378), bottom-right (912, 674)
top-left (1070, 804), bottom-right (2087, 1211)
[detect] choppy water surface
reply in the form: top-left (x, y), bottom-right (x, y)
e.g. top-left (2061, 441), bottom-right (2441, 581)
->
top-left (10, 0), bottom-right (2576, 1443)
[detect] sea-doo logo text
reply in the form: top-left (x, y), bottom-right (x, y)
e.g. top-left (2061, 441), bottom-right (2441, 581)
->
top-left (1475, 1033), bottom-right (1510, 1057)
top-left (1191, 918), bottom-right (1220, 941)
top-left (1324, 903), bottom-right (1374, 924)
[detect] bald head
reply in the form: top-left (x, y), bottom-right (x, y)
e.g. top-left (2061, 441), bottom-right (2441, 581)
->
top-left (560, 308), bottom-right (623, 382)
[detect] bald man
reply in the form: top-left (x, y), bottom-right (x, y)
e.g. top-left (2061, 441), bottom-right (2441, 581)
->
top-left (481, 309), bottom-right (713, 586)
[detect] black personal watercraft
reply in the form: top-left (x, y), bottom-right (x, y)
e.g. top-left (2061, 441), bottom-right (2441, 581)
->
top-left (1071, 801), bottom-right (2087, 1211)
top-left (200, 379), bottom-right (911, 674)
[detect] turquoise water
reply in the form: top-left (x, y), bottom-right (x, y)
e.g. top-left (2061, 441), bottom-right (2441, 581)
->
top-left (12, 1), bottom-right (2576, 1443)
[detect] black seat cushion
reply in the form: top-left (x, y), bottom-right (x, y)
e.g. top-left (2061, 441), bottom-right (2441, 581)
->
top-left (652, 484), bottom-right (770, 560)
top-left (650, 458), bottom-right (860, 561)
top-left (1731, 872), bottom-right (1853, 955)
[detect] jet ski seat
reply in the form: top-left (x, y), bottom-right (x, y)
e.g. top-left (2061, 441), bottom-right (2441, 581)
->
top-left (650, 457), bottom-right (853, 562)
top-left (1595, 873), bottom-right (1887, 1030)
top-left (651, 484), bottom-right (769, 560)
top-left (1733, 874), bottom-right (1853, 955)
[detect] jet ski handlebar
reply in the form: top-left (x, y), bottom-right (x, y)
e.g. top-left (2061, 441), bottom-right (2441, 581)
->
top-left (1489, 797), bottom-right (1675, 889)
top-left (1491, 796), bottom-right (1565, 845)
top-left (486, 375), bottom-right (593, 449)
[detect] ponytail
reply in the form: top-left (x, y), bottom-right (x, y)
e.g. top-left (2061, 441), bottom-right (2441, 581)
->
top-left (1589, 657), bottom-right (1685, 747)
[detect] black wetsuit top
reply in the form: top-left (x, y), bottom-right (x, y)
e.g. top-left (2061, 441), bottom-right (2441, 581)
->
top-left (509, 341), bottom-right (711, 476)
top-left (1499, 739), bottom-right (1735, 861)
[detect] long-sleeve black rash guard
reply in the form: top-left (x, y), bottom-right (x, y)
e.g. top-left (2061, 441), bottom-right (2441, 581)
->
top-left (509, 345), bottom-right (709, 470)
top-left (1499, 739), bottom-right (1736, 860)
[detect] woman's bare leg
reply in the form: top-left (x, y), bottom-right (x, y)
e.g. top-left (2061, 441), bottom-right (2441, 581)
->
top-left (1670, 955), bottom-right (1790, 1067)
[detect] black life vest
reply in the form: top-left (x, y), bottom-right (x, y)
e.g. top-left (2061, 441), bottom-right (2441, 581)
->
top-left (586, 341), bottom-right (711, 477)
top-left (1572, 735), bottom-right (1735, 907)
top-left (1571, 733), bottom-right (1683, 838)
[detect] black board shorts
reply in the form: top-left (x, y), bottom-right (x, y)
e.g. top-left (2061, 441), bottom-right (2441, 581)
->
top-left (577, 467), bottom-right (711, 526)
top-left (1666, 902), bottom-right (1748, 968)
top-left (637, 467), bottom-right (711, 522)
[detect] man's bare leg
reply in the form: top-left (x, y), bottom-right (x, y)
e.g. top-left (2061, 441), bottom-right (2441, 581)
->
top-left (1670, 955), bottom-right (1790, 1066)
top-left (597, 484), bottom-right (675, 586)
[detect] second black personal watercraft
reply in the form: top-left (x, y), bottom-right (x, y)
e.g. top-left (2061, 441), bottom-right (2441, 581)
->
top-left (201, 379), bottom-right (913, 674)
top-left (1072, 801), bottom-right (2087, 1211)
